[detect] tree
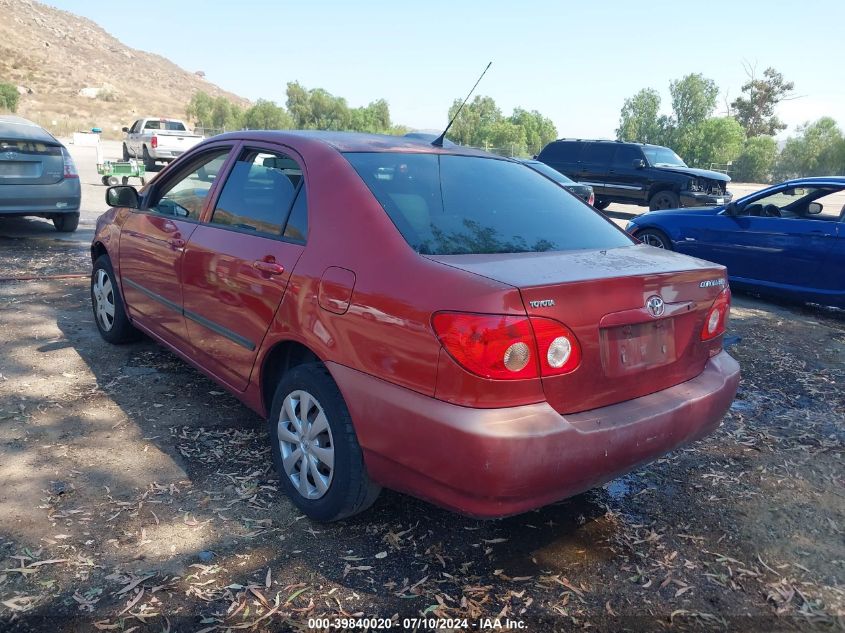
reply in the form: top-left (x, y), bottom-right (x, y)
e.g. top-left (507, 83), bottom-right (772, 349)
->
top-left (209, 96), bottom-right (242, 130)
top-left (186, 91), bottom-right (214, 126)
top-left (775, 117), bottom-right (845, 180)
top-left (732, 136), bottom-right (778, 183)
top-left (509, 108), bottom-right (557, 156)
top-left (731, 66), bottom-right (794, 138)
top-left (732, 135), bottom-right (778, 182)
top-left (286, 82), bottom-right (351, 130)
top-left (616, 88), bottom-right (663, 143)
top-left (684, 116), bottom-right (745, 168)
top-left (242, 99), bottom-right (292, 130)
top-left (0, 83), bottom-right (20, 113)
top-left (446, 95), bottom-right (502, 148)
top-left (440, 96), bottom-right (556, 156)
top-left (669, 73), bottom-right (719, 128)
top-left (349, 99), bottom-right (392, 134)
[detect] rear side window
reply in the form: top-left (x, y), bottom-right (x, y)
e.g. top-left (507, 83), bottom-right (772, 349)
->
top-left (211, 149), bottom-right (302, 236)
top-left (345, 153), bottom-right (632, 255)
top-left (581, 143), bottom-right (616, 165)
top-left (613, 145), bottom-right (644, 167)
top-left (538, 141), bottom-right (580, 163)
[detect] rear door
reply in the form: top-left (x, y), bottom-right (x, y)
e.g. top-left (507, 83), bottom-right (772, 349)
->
top-left (578, 143), bottom-right (616, 200)
top-left (537, 141), bottom-right (582, 180)
top-left (181, 143), bottom-right (308, 390)
top-left (119, 146), bottom-right (234, 348)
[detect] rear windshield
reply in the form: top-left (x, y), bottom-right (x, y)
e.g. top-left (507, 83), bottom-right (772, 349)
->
top-left (144, 120), bottom-right (187, 131)
top-left (345, 152), bottom-right (632, 255)
top-left (0, 139), bottom-right (62, 156)
top-left (524, 161), bottom-right (575, 185)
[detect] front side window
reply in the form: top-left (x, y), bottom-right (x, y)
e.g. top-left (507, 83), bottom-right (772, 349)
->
top-left (345, 152), bottom-right (633, 255)
top-left (613, 145), bottom-right (645, 168)
top-left (210, 149), bottom-right (302, 236)
top-left (148, 149), bottom-right (230, 220)
top-left (741, 186), bottom-right (844, 219)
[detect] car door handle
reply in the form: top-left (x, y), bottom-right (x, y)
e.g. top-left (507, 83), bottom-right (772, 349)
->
top-left (253, 260), bottom-right (285, 275)
top-left (167, 237), bottom-right (186, 248)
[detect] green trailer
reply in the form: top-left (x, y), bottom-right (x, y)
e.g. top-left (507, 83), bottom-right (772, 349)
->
top-left (97, 159), bottom-right (146, 186)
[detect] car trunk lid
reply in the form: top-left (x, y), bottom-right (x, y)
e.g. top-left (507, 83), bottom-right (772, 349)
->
top-left (427, 245), bottom-right (728, 414)
top-left (0, 138), bottom-right (65, 185)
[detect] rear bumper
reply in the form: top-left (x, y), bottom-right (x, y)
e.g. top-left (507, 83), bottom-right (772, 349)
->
top-left (330, 351), bottom-right (739, 518)
top-left (0, 179), bottom-right (81, 215)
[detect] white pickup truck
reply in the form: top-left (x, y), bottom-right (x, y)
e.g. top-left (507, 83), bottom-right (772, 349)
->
top-left (121, 118), bottom-right (204, 170)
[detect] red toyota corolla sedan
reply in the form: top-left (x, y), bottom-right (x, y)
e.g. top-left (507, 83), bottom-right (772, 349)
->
top-left (91, 131), bottom-right (739, 522)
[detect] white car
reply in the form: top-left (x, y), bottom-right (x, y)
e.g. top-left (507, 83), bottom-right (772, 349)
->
top-left (122, 118), bottom-right (204, 170)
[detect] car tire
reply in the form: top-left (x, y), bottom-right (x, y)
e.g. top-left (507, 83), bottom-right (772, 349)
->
top-left (142, 146), bottom-right (155, 172)
top-left (269, 362), bottom-right (381, 522)
top-left (121, 176), bottom-right (129, 185)
top-left (91, 254), bottom-right (141, 344)
top-left (107, 176), bottom-right (119, 187)
top-left (649, 190), bottom-right (680, 210)
top-left (52, 212), bottom-right (79, 232)
top-left (593, 199), bottom-right (611, 211)
top-left (637, 228), bottom-right (672, 250)
top-left (122, 143), bottom-right (130, 161)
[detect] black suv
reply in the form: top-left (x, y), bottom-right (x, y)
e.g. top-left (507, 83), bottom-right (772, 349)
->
top-left (536, 140), bottom-right (731, 211)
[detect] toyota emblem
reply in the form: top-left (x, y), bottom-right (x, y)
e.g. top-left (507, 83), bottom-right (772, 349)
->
top-left (646, 295), bottom-right (665, 317)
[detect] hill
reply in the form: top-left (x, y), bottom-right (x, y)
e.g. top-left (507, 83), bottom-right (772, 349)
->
top-left (0, 0), bottom-right (248, 138)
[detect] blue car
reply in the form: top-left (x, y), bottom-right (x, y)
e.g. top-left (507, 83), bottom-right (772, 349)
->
top-left (626, 177), bottom-right (845, 308)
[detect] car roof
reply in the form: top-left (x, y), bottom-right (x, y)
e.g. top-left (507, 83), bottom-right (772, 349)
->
top-left (0, 115), bottom-right (59, 144)
top-left (780, 176), bottom-right (845, 186)
top-left (550, 138), bottom-right (666, 149)
top-left (212, 130), bottom-right (496, 157)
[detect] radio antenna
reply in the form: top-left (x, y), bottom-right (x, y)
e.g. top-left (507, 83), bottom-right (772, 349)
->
top-left (431, 61), bottom-right (492, 147)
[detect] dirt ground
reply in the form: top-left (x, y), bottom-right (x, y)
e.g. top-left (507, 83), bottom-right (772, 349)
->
top-left (0, 146), bottom-right (843, 632)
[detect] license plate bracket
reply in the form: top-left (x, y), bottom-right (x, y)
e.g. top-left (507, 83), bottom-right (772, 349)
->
top-left (601, 319), bottom-right (676, 376)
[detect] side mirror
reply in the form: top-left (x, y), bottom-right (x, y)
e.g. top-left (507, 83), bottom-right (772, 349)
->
top-left (122, 126), bottom-right (129, 133)
top-left (106, 185), bottom-right (140, 209)
top-left (632, 158), bottom-right (646, 169)
top-left (724, 201), bottom-right (739, 216)
top-left (807, 201), bottom-right (823, 215)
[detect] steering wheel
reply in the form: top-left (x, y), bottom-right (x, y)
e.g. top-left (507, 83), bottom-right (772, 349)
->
top-left (762, 204), bottom-right (781, 218)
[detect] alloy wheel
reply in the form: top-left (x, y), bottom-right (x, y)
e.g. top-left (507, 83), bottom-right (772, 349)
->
top-left (93, 269), bottom-right (116, 331)
top-left (640, 233), bottom-right (666, 248)
top-left (277, 390), bottom-right (334, 500)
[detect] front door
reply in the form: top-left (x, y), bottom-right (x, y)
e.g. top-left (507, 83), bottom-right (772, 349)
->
top-left (181, 144), bottom-right (309, 390)
top-left (118, 148), bottom-right (233, 348)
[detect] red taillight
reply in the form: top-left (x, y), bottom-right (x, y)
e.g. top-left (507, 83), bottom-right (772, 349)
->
top-left (701, 288), bottom-right (731, 341)
top-left (588, 191), bottom-right (595, 206)
top-left (60, 147), bottom-right (78, 179)
top-left (151, 135), bottom-right (158, 149)
top-left (530, 317), bottom-right (581, 376)
top-left (432, 312), bottom-right (581, 380)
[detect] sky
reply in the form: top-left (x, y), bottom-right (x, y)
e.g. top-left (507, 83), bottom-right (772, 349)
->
top-left (45, 0), bottom-right (845, 139)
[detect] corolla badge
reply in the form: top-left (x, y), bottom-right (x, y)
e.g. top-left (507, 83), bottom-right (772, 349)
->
top-left (646, 295), bottom-right (665, 317)
top-left (699, 278), bottom-right (726, 288)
